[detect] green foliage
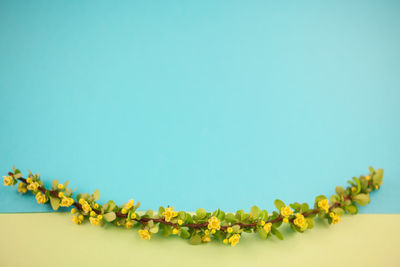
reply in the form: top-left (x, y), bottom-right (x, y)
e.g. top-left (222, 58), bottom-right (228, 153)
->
top-left (4, 166), bottom-right (384, 246)
top-left (49, 196), bottom-right (60, 210)
top-left (354, 193), bottom-right (370, 206)
top-left (274, 199), bottom-right (285, 211)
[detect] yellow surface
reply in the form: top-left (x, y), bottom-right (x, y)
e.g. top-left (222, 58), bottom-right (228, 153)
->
top-left (0, 213), bottom-right (399, 267)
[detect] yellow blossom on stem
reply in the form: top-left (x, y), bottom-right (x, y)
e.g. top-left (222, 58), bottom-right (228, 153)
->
top-left (318, 199), bottom-right (329, 213)
top-left (94, 203), bottom-right (99, 209)
top-left (178, 219), bottom-right (183, 225)
top-left (207, 216), bottom-right (221, 230)
top-left (202, 234), bottom-right (211, 243)
top-left (60, 197), bottom-right (73, 207)
top-left (260, 220), bottom-right (266, 226)
top-left (228, 234), bottom-right (240, 247)
top-left (283, 217), bottom-right (289, 223)
top-left (365, 175), bottom-right (371, 181)
top-left (17, 182), bottom-right (27, 194)
top-left (81, 200), bottom-right (92, 213)
top-left (90, 211), bottom-right (96, 217)
top-left (26, 178), bottom-right (32, 184)
top-left (89, 217), bottom-right (101, 226)
top-left (35, 192), bottom-right (47, 204)
top-left (27, 182), bottom-right (39, 191)
top-left (351, 187), bottom-right (357, 192)
top-left (330, 212), bottom-right (341, 224)
top-left (138, 229), bottom-right (151, 240)
top-left (263, 222), bottom-right (272, 233)
top-left (71, 208), bottom-right (76, 214)
top-left (79, 198), bottom-right (85, 204)
top-left (131, 213), bottom-right (137, 220)
top-left (223, 239), bottom-right (229, 245)
top-left (125, 199), bottom-right (134, 209)
top-left (125, 220), bottom-right (134, 229)
top-left (121, 208), bottom-right (127, 214)
top-left (280, 206), bottom-right (293, 217)
top-left (57, 184), bottom-right (63, 190)
top-left (3, 176), bottom-right (13, 186)
top-left (293, 213), bottom-right (308, 230)
top-left (72, 215), bottom-right (83, 224)
top-left (162, 207), bottom-right (178, 222)
top-left (58, 192), bottom-right (64, 198)
top-left (172, 228), bottom-right (179, 235)
top-left (227, 227), bottom-right (233, 233)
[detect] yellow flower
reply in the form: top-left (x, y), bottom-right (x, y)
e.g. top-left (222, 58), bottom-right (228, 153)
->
top-left (228, 234), bottom-right (240, 247)
top-left (78, 215), bottom-right (84, 221)
top-left (3, 176), bottom-right (13, 186)
top-left (202, 234), bottom-right (211, 243)
top-left (330, 212), bottom-right (341, 224)
top-left (205, 230), bottom-right (209, 235)
top-left (138, 229), bottom-right (151, 240)
top-left (318, 199), bottom-right (329, 213)
top-left (60, 197), bottom-right (73, 207)
top-left (260, 220), bottom-right (266, 226)
top-left (57, 184), bottom-right (63, 190)
top-left (81, 201), bottom-right (92, 214)
top-left (178, 219), bottom-right (183, 225)
top-left (162, 207), bottom-right (178, 222)
top-left (58, 192), bottom-right (64, 198)
top-left (227, 227), bottom-right (233, 233)
top-left (283, 217), bottom-right (289, 223)
top-left (365, 175), bottom-right (371, 181)
top-left (79, 198), bottom-right (85, 204)
top-left (223, 239), bottom-right (229, 245)
top-left (280, 206), bottom-right (293, 218)
top-left (172, 228), bottom-right (179, 235)
top-left (94, 203), bottom-right (99, 209)
top-left (68, 198), bottom-right (74, 206)
top-left (131, 213), bottom-right (137, 220)
top-left (27, 181), bottom-right (39, 191)
top-left (125, 220), bottom-right (134, 229)
top-left (207, 216), bottom-right (221, 230)
top-left (71, 208), bottom-right (77, 214)
top-left (26, 178), bottom-right (32, 184)
top-left (121, 208), bottom-right (127, 214)
top-left (263, 222), bottom-right (272, 233)
top-left (72, 215), bottom-right (83, 224)
top-left (89, 217), bottom-right (101, 226)
top-left (211, 229), bottom-right (216, 234)
top-left (293, 213), bottom-right (308, 230)
top-left (90, 211), bottom-right (96, 217)
top-left (125, 199), bottom-right (134, 209)
top-left (35, 192), bottom-right (47, 204)
top-left (351, 187), bottom-right (357, 192)
top-left (17, 183), bottom-right (27, 194)
top-left (97, 215), bottom-right (103, 220)
top-left (375, 185), bottom-right (379, 190)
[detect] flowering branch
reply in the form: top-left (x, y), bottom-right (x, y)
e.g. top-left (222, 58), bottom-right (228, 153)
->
top-left (3, 166), bottom-right (383, 246)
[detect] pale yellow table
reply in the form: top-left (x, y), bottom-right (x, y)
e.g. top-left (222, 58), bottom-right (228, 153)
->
top-left (0, 213), bottom-right (399, 267)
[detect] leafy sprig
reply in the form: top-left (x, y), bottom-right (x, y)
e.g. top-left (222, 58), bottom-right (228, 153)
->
top-left (2, 166), bottom-right (384, 246)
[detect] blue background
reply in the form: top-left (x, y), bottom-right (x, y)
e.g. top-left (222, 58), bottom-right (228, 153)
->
top-left (1, 0), bottom-right (399, 213)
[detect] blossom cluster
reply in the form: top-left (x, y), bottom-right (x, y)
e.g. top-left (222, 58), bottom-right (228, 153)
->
top-left (3, 166), bottom-right (383, 246)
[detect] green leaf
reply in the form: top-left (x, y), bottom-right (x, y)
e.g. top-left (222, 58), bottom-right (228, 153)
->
top-left (289, 202), bottom-right (301, 212)
top-left (353, 177), bottom-right (361, 193)
top-left (274, 199), bottom-right (285, 211)
top-left (344, 205), bottom-right (358, 215)
top-left (315, 195), bottom-right (327, 203)
top-left (332, 207), bottom-right (345, 216)
top-left (49, 196), bottom-right (60, 210)
top-left (258, 228), bottom-right (268, 239)
top-left (306, 217), bottom-right (314, 229)
top-left (196, 208), bottom-right (206, 219)
top-left (259, 210), bottom-right (268, 221)
top-left (180, 228), bottom-right (190, 239)
top-left (149, 225), bottom-right (159, 234)
top-left (336, 186), bottom-right (345, 195)
top-left (93, 189), bottom-right (100, 201)
top-left (232, 225), bottom-right (241, 233)
top-left (354, 193), bottom-right (370, 206)
top-left (225, 213), bottom-right (238, 223)
top-left (52, 180), bottom-right (59, 189)
top-left (146, 209), bottom-right (154, 217)
top-left (372, 169), bottom-right (384, 186)
top-left (250, 206), bottom-right (261, 219)
top-left (240, 213), bottom-right (249, 222)
top-left (189, 234), bottom-right (202, 245)
top-left (301, 203), bottom-right (309, 212)
top-left (271, 227), bottom-right (284, 240)
top-left (103, 212), bottom-right (116, 222)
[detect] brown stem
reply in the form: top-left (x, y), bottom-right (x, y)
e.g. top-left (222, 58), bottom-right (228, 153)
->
top-left (15, 176), bottom-right (353, 232)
